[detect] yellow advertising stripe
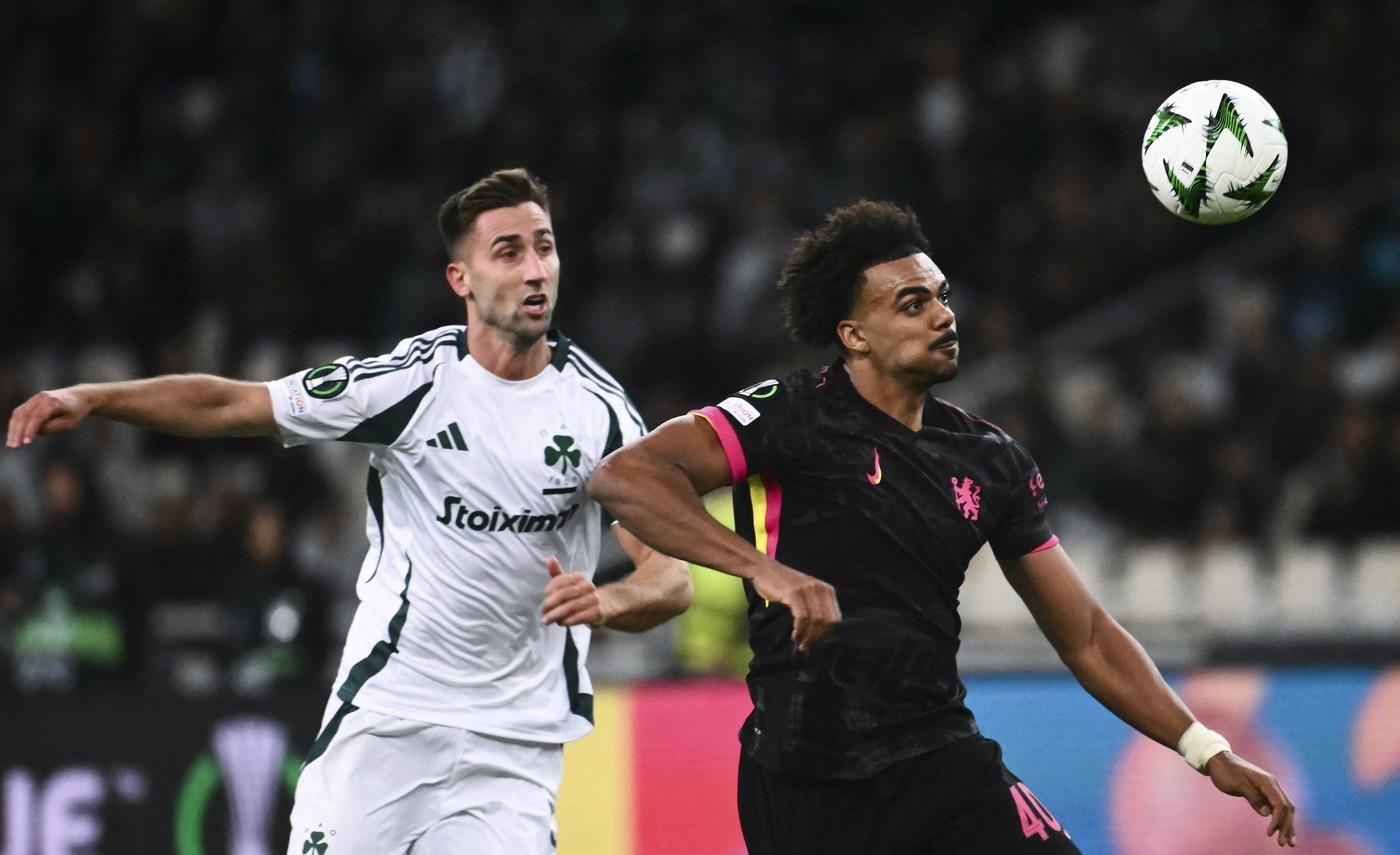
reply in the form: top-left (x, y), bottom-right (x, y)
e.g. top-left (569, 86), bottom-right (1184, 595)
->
top-left (557, 684), bottom-right (634, 855)
top-left (747, 475), bottom-right (769, 556)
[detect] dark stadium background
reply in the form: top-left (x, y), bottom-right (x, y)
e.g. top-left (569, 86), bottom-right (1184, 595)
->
top-left (2, 1), bottom-right (1397, 853)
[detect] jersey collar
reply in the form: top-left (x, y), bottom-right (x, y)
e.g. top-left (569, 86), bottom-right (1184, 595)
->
top-left (826, 357), bottom-right (940, 437)
top-left (456, 326), bottom-right (573, 372)
top-left (548, 329), bottom-right (574, 371)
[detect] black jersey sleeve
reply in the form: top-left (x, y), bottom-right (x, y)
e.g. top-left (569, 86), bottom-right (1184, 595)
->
top-left (690, 375), bottom-right (814, 484)
top-left (986, 437), bottom-right (1057, 561)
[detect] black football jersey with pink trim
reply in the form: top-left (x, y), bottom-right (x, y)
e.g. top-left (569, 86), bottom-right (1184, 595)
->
top-left (693, 359), bottom-right (1055, 779)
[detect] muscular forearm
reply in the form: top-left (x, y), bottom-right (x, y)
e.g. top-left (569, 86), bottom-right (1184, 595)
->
top-left (1059, 609), bottom-right (1194, 749)
top-left (78, 375), bottom-right (275, 437)
top-left (1066, 610), bottom-right (1298, 844)
top-left (597, 555), bottom-right (693, 632)
top-left (589, 454), bottom-right (766, 583)
top-left (589, 420), bottom-right (842, 650)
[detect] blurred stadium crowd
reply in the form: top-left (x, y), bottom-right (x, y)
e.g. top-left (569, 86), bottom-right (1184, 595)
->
top-left (2, 0), bottom-right (1399, 696)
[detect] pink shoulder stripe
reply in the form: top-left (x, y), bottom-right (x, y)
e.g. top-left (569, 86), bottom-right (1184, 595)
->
top-left (692, 407), bottom-right (748, 483)
top-left (760, 472), bottom-right (782, 557)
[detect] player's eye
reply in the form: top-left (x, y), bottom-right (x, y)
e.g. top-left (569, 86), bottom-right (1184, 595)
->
top-left (538, 243), bottom-right (554, 256)
top-left (939, 289), bottom-right (952, 305)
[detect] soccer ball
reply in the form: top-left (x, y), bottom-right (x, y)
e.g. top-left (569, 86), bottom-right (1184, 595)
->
top-left (1140, 79), bottom-right (1288, 224)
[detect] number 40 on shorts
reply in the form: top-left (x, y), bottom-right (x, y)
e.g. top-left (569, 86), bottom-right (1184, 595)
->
top-left (1010, 781), bottom-right (1070, 841)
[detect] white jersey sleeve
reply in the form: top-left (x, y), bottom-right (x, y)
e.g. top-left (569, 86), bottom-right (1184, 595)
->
top-left (266, 327), bottom-right (462, 447)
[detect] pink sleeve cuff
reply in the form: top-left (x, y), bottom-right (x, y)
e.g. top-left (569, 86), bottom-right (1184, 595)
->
top-left (692, 407), bottom-right (748, 483)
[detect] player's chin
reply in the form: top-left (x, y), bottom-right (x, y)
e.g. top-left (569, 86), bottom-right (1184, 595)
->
top-left (511, 315), bottom-right (553, 341)
top-left (923, 355), bottom-right (959, 383)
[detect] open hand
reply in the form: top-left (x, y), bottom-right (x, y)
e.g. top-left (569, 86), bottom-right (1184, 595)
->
top-left (7, 389), bottom-right (89, 448)
top-left (1206, 751), bottom-right (1297, 847)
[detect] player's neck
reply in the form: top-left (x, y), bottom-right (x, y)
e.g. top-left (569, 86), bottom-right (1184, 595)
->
top-left (466, 326), bottom-right (551, 380)
top-left (843, 361), bottom-right (926, 431)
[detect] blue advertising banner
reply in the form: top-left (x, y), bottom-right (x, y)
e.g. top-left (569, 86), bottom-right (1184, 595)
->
top-left (972, 667), bottom-right (1400, 855)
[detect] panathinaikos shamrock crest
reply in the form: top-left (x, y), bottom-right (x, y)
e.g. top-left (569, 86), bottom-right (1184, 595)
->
top-left (544, 435), bottom-right (581, 473)
top-left (303, 831), bottom-right (328, 854)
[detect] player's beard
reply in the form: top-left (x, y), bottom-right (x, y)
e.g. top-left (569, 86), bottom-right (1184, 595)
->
top-left (919, 361), bottom-right (959, 389)
top-left (472, 298), bottom-right (552, 352)
top-left (926, 337), bottom-right (960, 386)
top-left (913, 342), bottom-right (959, 388)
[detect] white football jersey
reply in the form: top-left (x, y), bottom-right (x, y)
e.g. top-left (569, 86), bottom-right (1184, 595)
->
top-left (267, 326), bottom-right (644, 743)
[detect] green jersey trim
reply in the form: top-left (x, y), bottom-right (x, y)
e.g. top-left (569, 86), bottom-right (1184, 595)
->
top-left (337, 381), bottom-right (433, 444)
top-left (301, 701), bottom-right (359, 769)
top-left (337, 563), bottom-right (413, 703)
top-left (564, 350), bottom-right (644, 432)
top-left (562, 627), bottom-right (594, 723)
top-left (585, 389), bottom-right (625, 458)
top-left (363, 466), bottom-right (385, 583)
top-left (549, 330), bottom-right (574, 371)
top-left (343, 328), bottom-right (463, 381)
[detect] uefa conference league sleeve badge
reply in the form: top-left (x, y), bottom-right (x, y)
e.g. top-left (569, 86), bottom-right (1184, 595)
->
top-left (301, 364), bottom-right (350, 400)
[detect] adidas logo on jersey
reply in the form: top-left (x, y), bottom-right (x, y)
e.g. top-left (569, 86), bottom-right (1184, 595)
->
top-left (427, 423), bottom-right (469, 451)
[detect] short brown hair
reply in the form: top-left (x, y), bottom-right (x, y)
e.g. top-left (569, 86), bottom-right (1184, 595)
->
top-left (778, 200), bottom-right (930, 348)
top-left (437, 168), bottom-right (551, 256)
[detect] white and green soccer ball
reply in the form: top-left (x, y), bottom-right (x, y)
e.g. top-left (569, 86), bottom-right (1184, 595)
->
top-left (1141, 79), bottom-right (1288, 224)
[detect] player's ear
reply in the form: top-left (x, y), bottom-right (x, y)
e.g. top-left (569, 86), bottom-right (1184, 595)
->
top-left (446, 261), bottom-right (472, 299)
top-left (836, 319), bottom-right (870, 354)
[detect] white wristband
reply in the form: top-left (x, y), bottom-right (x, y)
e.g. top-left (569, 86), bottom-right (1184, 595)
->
top-left (1177, 721), bottom-right (1231, 773)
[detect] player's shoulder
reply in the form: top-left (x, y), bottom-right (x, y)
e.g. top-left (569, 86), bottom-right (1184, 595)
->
top-left (929, 399), bottom-right (1042, 482)
top-left (356, 325), bottom-right (465, 372)
top-left (932, 400), bottom-right (1045, 488)
top-left (703, 366), bottom-right (825, 432)
top-left (928, 397), bottom-right (1016, 444)
top-left (549, 330), bottom-right (646, 428)
top-left (551, 330), bottom-right (632, 397)
top-left (386, 325), bottom-right (467, 361)
top-left (736, 365), bottom-right (827, 402)
top-left (291, 326), bottom-right (461, 401)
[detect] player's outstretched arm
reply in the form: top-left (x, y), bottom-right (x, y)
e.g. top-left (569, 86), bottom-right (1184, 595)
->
top-left (587, 414), bottom-right (841, 650)
top-left (6, 375), bottom-right (277, 449)
top-left (1000, 545), bottom-right (1297, 847)
top-left (539, 527), bottom-right (693, 632)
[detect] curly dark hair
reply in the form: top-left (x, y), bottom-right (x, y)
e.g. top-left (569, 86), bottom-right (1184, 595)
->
top-left (778, 200), bottom-right (931, 348)
top-left (437, 168), bottom-right (551, 256)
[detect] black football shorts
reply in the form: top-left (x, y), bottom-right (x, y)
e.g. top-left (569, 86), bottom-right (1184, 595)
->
top-left (738, 734), bottom-right (1082, 855)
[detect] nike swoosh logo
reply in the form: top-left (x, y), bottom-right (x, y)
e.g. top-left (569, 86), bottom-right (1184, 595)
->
top-left (866, 446), bottom-right (882, 485)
